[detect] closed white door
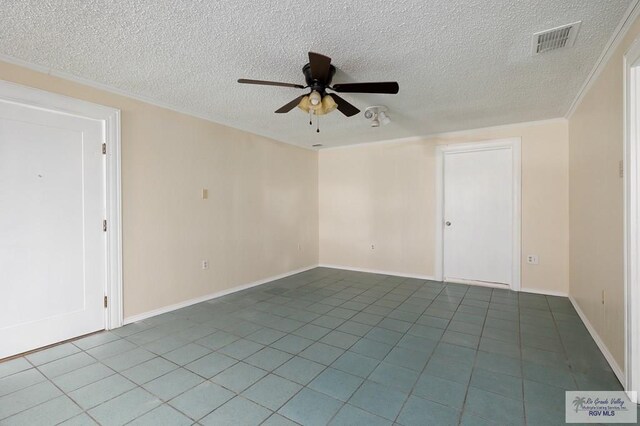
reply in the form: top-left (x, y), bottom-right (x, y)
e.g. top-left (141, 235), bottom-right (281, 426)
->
top-left (443, 147), bottom-right (514, 286)
top-left (0, 98), bottom-right (106, 359)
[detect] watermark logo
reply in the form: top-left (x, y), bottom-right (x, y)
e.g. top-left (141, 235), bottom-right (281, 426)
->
top-left (566, 391), bottom-right (637, 423)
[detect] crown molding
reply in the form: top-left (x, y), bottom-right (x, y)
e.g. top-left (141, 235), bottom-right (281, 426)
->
top-left (320, 118), bottom-right (567, 151)
top-left (565, 0), bottom-right (640, 118)
top-left (0, 53), bottom-right (316, 151)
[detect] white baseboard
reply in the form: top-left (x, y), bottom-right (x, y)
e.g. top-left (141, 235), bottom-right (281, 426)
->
top-left (320, 264), bottom-right (571, 298)
top-left (319, 263), bottom-right (437, 281)
top-left (569, 296), bottom-right (626, 387)
top-left (123, 265), bottom-right (318, 324)
top-left (520, 287), bottom-right (568, 297)
top-left (123, 262), bottom-right (574, 326)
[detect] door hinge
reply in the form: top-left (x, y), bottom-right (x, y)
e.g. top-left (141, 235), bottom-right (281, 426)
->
top-left (103, 219), bottom-right (107, 232)
top-left (104, 296), bottom-right (108, 308)
top-left (619, 160), bottom-right (624, 178)
top-left (102, 143), bottom-right (107, 155)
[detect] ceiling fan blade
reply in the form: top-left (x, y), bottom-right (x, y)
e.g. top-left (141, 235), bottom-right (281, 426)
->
top-left (308, 52), bottom-right (332, 82)
top-left (275, 94), bottom-right (307, 113)
top-left (238, 79), bottom-right (305, 89)
top-left (329, 94), bottom-right (360, 117)
top-left (332, 82), bottom-right (399, 94)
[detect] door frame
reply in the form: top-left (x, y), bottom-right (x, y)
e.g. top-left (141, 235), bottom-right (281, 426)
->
top-left (434, 137), bottom-right (522, 291)
top-left (623, 38), bottom-right (640, 403)
top-left (0, 79), bottom-right (123, 330)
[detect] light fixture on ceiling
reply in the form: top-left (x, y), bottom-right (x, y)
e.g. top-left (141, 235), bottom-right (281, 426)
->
top-left (320, 95), bottom-right (338, 115)
top-left (298, 93), bottom-right (337, 116)
top-left (309, 90), bottom-right (322, 106)
top-left (238, 52), bottom-right (401, 133)
top-left (298, 92), bottom-right (338, 132)
top-left (378, 111), bottom-right (391, 126)
top-left (364, 106), bottom-right (391, 128)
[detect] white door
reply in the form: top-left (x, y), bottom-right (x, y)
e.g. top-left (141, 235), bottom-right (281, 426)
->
top-left (443, 146), bottom-right (514, 286)
top-left (0, 98), bottom-right (106, 359)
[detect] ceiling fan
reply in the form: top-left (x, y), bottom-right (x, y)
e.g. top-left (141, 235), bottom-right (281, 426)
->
top-left (238, 52), bottom-right (399, 131)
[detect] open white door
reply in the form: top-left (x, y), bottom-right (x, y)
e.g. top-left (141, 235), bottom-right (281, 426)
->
top-left (436, 139), bottom-right (521, 290)
top-left (0, 89), bottom-right (110, 358)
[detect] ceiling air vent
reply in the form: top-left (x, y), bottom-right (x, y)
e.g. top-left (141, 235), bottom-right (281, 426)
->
top-left (532, 21), bottom-right (581, 54)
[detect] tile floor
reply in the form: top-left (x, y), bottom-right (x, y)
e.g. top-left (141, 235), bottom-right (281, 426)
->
top-left (0, 268), bottom-right (626, 425)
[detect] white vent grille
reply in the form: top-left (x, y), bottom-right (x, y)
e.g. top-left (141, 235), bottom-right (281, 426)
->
top-left (532, 21), bottom-right (581, 54)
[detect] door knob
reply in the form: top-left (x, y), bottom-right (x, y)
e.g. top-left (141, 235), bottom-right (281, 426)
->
top-left (445, 221), bottom-right (451, 226)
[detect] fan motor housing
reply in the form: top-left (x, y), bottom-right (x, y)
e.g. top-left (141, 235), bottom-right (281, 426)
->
top-left (302, 63), bottom-right (336, 94)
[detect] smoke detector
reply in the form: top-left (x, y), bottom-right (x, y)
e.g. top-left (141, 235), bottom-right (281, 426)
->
top-left (364, 106), bottom-right (391, 127)
top-left (532, 21), bottom-right (581, 55)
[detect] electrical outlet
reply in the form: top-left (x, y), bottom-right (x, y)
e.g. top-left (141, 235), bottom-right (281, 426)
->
top-left (526, 255), bottom-right (539, 265)
top-left (202, 188), bottom-right (208, 199)
top-left (201, 260), bottom-right (209, 270)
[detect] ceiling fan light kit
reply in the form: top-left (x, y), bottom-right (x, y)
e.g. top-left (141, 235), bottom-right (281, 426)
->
top-left (309, 90), bottom-right (322, 106)
top-left (297, 93), bottom-right (337, 116)
top-left (238, 52), bottom-right (399, 135)
top-left (320, 95), bottom-right (338, 114)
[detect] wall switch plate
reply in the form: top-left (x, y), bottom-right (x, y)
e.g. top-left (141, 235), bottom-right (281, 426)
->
top-left (201, 260), bottom-right (209, 270)
top-left (527, 255), bottom-right (539, 265)
top-left (202, 188), bottom-right (208, 199)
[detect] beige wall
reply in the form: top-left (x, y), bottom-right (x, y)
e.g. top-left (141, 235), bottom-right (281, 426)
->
top-left (568, 16), bottom-right (640, 370)
top-left (319, 120), bottom-right (570, 295)
top-left (0, 60), bottom-right (319, 318)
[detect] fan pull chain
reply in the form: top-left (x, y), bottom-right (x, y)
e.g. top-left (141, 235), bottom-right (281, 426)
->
top-left (316, 115), bottom-right (320, 133)
top-left (309, 109), bottom-right (313, 126)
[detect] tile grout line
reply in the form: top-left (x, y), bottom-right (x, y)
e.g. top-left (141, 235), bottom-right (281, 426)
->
top-left (0, 268), bottom-right (618, 425)
top-left (519, 293), bottom-right (528, 426)
top-left (2, 273), bottom-right (458, 424)
top-left (322, 275), bottom-right (425, 424)
top-left (275, 274), bottom-right (411, 424)
top-left (174, 272), bottom-right (359, 424)
top-left (546, 294), bottom-right (580, 392)
top-left (268, 275), bottom-right (482, 423)
top-left (391, 280), bottom-right (459, 425)
top-left (0, 349), bottom-right (89, 422)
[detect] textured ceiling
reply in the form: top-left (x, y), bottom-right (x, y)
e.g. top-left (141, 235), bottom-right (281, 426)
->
top-left (0, 1), bottom-right (633, 148)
